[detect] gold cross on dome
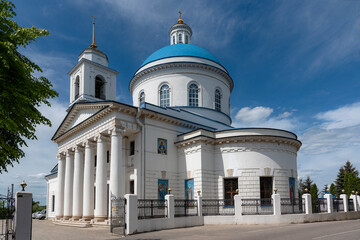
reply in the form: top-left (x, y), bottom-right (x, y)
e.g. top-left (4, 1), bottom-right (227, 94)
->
top-left (90, 16), bottom-right (97, 48)
top-left (179, 11), bottom-right (182, 19)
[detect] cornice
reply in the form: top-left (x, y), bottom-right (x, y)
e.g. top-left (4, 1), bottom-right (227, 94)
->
top-left (175, 134), bottom-right (302, 152)
top-left (129, 62), bottom-right (233, 93)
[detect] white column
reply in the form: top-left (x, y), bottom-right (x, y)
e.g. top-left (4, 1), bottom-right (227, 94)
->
top-left (234, 195), bottom-right (242, 218)
top-left (302, 193), bottom-right (312, 214)
top-left (72, 146), bottom-right (84, 220)
top-left (94, 134), bottom-right (108, 221)
top-left (324, 193), bottom-right (333, 213)
top-left (109, 127), bottom-right (124, 199)
top-left (340, 194), bottom-right (348, 212)
top-left (63, 150), bottom-right (74, 220)
top-left (55, 154), bottom-right (65, 219)
top-left (82, 141), bottom-right (95, 220)
top-left (350, 194), bottom-right (358, 211)
top-left (196, 191), bottom-right (202, 217)
top-left (165, 194), bottom-right (174, 219)
top-left (125, 194), bottom-right (138, 235)
top-left (272, 193), bottom-right (281, 216)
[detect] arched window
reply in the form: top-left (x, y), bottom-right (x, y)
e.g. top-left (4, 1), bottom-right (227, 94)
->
top-left (185, 35), bottom-right (189, 44)
top-left (160, 84), bottom-right (170, 107)
top-left (188, 83), bottom-right (199, 107)
top-left (139, 91), bottom-right (145, 104)
top-left (95, 76), bottom-right (105, 100)
top-left (179, 34), bottom-right (182, 43)
top-left (172, 35), bottom-right (175, 44)
top-left (215, 89), bottom-right (221, 112)
top-left (74, 76), bottom-right (80, 99)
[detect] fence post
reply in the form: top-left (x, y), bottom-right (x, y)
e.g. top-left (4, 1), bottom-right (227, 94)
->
top-left (125, 194), bottom-right (137, 235)
top-left (234, 195), bottom-right (242, 218)
top-left (302, 193), bottom-right (312, 214)
top-left (165, 194), bottom-right (174, 219)
top-left (324, 194), bottom-right (333, 213)
top-left (350, 194), bottom-right (358, 211)
top-left (272, 193), bottom-right (281, 216)
top-left (14, 189), bottom-right (32, 240)
top-left (196, 191), bottom-right (202, 217)
top-left (357, 195), bottom-right (360, 211)
top-left (340, 194), bottom-right (348, 212)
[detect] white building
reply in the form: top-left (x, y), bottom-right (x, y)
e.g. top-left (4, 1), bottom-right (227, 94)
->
top-left (45, 15), bottom-right (301, 221)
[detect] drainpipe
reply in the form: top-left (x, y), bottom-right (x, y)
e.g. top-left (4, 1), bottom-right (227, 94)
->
top-left (136, 108), bottom-right (145, 198)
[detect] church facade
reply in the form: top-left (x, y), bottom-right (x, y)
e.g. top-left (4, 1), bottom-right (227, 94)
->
top-left (45, 15), bottom-right (301, 221)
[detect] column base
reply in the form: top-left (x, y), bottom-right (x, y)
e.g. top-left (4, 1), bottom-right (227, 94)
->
top-left (63, 216), bottom-right (71, 220)
top-left (55, 216), bottom-right (63, 221)
top-left (81, 216), bottom-right (93, 221)
top-left (94, 216), bottom-right (107, 222)
top-left (71, 216), bottom-right (81, 221)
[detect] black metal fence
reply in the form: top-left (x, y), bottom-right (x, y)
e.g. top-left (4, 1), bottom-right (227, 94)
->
top-left (333, 198), bottom-right (344, 212)
top-left (313, 198), bottom-right (327, 213)
top-left (348, 199), bottom-right (355, 212)
top-left (202, 199), bottom-right (235, 216)
top-left (174, 200), bottom-right (198, 217)
top-left (0, 189), bottom-right (15, 240)
top-left (138, 199), bottom-right (166, 219)
top-left (280, 198), bottom-right (305, 214)
top-left (241, 198), bottom-right (273, 215)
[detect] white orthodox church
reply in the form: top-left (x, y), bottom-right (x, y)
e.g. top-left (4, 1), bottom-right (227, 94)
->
top-left (45, 15), bottom-right (301, 222)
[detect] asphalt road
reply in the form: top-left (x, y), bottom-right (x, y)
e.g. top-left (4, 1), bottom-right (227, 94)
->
top-left (32, 219), bottom-right (360, 240)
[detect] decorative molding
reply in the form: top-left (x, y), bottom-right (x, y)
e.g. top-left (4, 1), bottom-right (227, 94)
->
top-left (130, 62), bottom-right (233, 93)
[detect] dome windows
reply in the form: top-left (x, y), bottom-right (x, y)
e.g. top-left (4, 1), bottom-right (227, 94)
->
top-left (139, 91), bottom-right (145, 104)
top-left (188, 83), bottom-right (199, 107)
top-left (215, 89), bottom-right (222, 112)
top-left (179, 34), bottom-right (183, 43)
top-left (160, 84), bottom-right (170, 107)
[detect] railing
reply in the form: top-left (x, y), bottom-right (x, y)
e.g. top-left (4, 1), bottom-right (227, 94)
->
top-left (138, 199), bottom-right (166, 219)
top-left (202, 199), bottom-right (235, 216)
top-left (241, 198), bottom-right (273, 215)
top-left (333, 198), bottom-right (344, 212)
top-left (174, 200), bottom-right (198, 217)
top-left (313, 198), bottom-right (327, 213)
top-left (348, 199), bottom-right (355, 212)
top-left (280, 198), bottom-right (305, 214)
top-left (0, 191), bottom-right (15, 240)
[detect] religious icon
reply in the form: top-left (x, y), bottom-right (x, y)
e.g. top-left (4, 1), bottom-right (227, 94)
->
top-left (158, 138), bottom-right (167, 155)
top-left (158, 179), bottom-right (168, 200)
top-left (289, 177), bottom-right (295, 200)
top-left (185, 179), bottom-right (194, 200)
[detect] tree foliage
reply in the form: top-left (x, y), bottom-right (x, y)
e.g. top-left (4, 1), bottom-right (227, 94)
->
top-left (334, 161), bottom-right (359, 196)
top-left (298, 176), bottom-right (313, 196)
top-left (32, 200), bottom-right (45, 213)
top-left (329, 183), bottom-right (335, 196)
top-left (0, 0), bottom-right (58, 172)
top-left (343, 172), bottom-right (359, 197)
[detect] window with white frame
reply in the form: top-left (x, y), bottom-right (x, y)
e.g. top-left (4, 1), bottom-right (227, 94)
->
top-left (160, 84), bottom-right (170, 107)
top-left (139, 91), bottom-right (145, 104)
top-left (185, 35), bottom-right (189, 44)
top-left (188, 83), bottom-right (199, 107)
top-left (179, 33), bottom-right (182, 43)
top-left (74, 76), bottom-right (80, 99)
top-left (215, 89), bottom-right (221, 111)
top-left (172, 35), bottom-right (175, 44)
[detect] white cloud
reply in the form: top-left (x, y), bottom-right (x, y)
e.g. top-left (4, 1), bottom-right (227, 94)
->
top-left (232, 106), bottom-right (298, 131)
top-left (315, 102), bottom-right (360, 130)
top-left (298, 101), bottom-right (360, 190)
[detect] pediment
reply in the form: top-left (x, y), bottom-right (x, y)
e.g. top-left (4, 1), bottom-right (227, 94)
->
top-left (52, 102), bottom-right (111, 141)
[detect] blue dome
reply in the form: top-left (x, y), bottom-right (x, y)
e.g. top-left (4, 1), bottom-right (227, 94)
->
top-left (141, 44), bottom-right (220, 67)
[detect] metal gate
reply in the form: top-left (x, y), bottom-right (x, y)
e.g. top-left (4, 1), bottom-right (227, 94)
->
top-left (110, 197), bottom-right (126, 236)
top-left (0, 188), bottom-right (15, 240)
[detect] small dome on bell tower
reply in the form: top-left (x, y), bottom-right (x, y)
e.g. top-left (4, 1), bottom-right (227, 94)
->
top-left (169, 11), bottom-right (192, 45)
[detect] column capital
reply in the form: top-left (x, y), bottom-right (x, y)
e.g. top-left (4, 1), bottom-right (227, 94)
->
top-left (72, 145), bottom-right (84, 152)
top-left (83, 140), bottom-right (96, 148)
top-left (56, 153), bottom-right (65, 160)
top-left (94, 134), bottom-right (110, 143)
top-left (108, 127), bottom-right (126, 136)
top-left (64, 149), bottom-right (74, 156)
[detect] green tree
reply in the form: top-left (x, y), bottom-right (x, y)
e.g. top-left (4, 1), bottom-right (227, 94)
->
top-left (334, 161), bottom-right (359, 196)
top-left (0, 0), bottom-right (58, 172)
top-left (321, 184), bottom-right (328, 196)
top-left (298, 176), bottom-right (313, 196)
top-left (32, 200), bottom-right (45, 213)
top-left (310, 183), bottom-right (319, 213)
top-left (343, 172), bottom-right (360, 197)
top-left (329, 183), bottom-right (336, 196)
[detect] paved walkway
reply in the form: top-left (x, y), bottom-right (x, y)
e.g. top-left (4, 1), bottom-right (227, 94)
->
top-left (32, 219), bottom-right (360, 240)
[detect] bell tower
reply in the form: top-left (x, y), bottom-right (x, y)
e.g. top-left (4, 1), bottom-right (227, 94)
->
top-left (68, 17), bottom-right (118, 107)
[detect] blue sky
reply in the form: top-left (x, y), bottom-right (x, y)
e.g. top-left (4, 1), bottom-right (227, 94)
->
top-left (1, 0), bottom-right (360, 204)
